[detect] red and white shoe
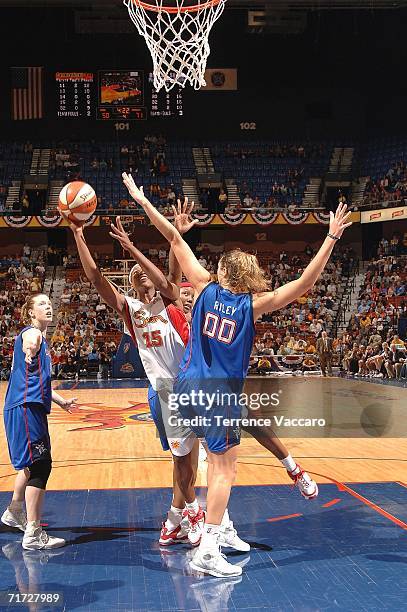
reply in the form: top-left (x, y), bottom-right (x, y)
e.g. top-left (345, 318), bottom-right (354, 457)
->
top-left (184, 507), bottom-right (205, 547)
top-left (287, 464), bottom-right (318, 499)
top-left (159, 522), bottom-right (189, 546)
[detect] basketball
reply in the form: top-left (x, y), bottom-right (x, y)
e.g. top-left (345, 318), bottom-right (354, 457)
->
top-left (58, 181), bottom-right (97, 225)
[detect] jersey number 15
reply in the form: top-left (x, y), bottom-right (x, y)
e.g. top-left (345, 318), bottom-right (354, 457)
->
top-left (142, 330), bottom-right (163, 348)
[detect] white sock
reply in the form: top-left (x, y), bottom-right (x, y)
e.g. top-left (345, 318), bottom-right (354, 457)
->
top-left (221, 508), bottom-right (230, 528)
top-left (25, 520), bottom-right (40, 534)
top-left (281, 454), bottom-right (298, 473)
top-left (165, 505), bottom-right (183, 531)
top-left (9, 500), bottom-right (23, 512)
top-left (200, 523), bottom-right (220, 551)
top-left (185, 499), bottom-right (199, 516)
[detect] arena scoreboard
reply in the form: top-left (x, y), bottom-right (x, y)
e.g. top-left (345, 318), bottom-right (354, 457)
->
top-left (56, 72), bottom-right (94, 118)
top-left (55, 70), bottom-right (184, 120)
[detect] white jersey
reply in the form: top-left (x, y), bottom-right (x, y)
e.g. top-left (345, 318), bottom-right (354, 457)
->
top-left (124, 293), bottom-right (189, 391)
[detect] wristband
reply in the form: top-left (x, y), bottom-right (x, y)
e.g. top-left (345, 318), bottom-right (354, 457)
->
top-left (327, 233), bottom-right (340, 241)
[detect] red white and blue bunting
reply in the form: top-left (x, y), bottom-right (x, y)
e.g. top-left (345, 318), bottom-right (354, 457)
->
top-left (0, 211), bottom-right (351, 228)
top-left (3, 215), bottom-right (32, 228)
top-left (282, 211), bottom-right (309, 225)
top-left (192, 212), bottom-right (216, 226)
top-left (312, 211), bottom-right (331, 225)
top-left (36, 213), bottom-right (61, 228)
top-left (84, 214), bottom-right (98, 227)
top-left (219, 211), bottom-right (247, 225)
top-left (250, 211), bottom-right (279, 226)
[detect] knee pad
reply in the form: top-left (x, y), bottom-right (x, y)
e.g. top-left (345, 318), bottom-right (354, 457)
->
top-left (27, 460), bottom-right (52, 490)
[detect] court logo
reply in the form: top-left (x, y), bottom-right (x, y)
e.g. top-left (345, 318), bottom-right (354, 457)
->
top-left (129, 412), bottom-right (153, 422)
top-left (49, 400), bottom-right (151, 431)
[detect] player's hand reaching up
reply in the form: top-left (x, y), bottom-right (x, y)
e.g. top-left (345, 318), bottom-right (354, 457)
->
top-left (329, 202), bottom-right (353, 239)
top-left (122, 172), bottom-right (148, 206)
top-left (172, 197), bottom-right (199, 235)
top-left (68, 221), bottom-right (83, 234)
top-left (109, 216), bottom-right (134, 254)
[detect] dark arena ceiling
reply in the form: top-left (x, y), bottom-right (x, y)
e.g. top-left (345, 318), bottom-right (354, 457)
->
top-left (0, 0), bottom-right (405, 8)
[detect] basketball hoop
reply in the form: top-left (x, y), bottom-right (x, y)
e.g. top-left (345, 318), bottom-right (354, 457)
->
top-left (123, 0), bottom-right (227, 92)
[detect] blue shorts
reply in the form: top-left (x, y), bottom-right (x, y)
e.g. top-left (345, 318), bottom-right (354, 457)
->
top-left (148, 384), bottom-right (196, 455)
top-left (4, 403), bottom-right (52, 471)
top-left (173, 378), bottom-right (242, 454)
top-left (148, 386), bottom-right (170, 452)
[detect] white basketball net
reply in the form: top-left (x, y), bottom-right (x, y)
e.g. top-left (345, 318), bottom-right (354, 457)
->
top-left (123, 0), bottom-right (227, 92)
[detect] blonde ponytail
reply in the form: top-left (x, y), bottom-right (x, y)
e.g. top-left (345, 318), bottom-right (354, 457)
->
top-left (218, 249), bottom-right (270, 294)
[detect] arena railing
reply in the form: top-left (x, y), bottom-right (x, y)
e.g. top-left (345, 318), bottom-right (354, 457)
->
top-left (354, 196), bottom-right (406, 209)
top-left (331, 259), bottom-right (359, 337)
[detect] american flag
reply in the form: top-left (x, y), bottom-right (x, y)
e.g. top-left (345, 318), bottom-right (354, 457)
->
top-left (10, 67), bottom-right (43, 120)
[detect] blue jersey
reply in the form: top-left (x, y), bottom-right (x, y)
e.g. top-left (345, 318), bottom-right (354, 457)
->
top-left (174, 283), bottom-right (255, 452)
top-left (4, 327), bottom-right (52, 413)
top-left (179, 282), bottom-right (255, 383)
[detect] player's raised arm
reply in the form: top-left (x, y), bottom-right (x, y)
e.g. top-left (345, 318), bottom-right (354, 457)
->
top-left (109, 216), bottom-right (180, 302)
top-left (122, 173), bottom-right (211, 292)
top-left (253, 203), bottom-right (353, 320)
top-left (167, 198), bottom-right (195, 285)
top-left (70, 223), bottom-right (126, 316)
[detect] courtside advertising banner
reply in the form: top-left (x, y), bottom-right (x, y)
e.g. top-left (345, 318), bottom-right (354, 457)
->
top-left (361, 205), bottom-right (407, 223)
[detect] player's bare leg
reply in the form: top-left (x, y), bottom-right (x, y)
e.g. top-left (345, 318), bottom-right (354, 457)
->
top-left (242, 414), bottom-right (318, 500)
top-left (205, 452), bottom-right (249, 553)
top-left (190, 446), bottom-right (244, 577)
top-left (171, 439), bottom-right (199, 508)
top-left (1, 469), bottom-right (29, 531)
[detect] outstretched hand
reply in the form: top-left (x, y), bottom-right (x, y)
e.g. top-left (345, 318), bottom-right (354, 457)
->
top-left (122, 172), bottom-right (148, 206)
top-left (172, 197), bottom-right (199, 235)
top-left (60, 397), bottom-right (78, 414)
top-left (329, 202), bottom-right (353, 239)
top-left (109, 216), bottom-right (134, 254)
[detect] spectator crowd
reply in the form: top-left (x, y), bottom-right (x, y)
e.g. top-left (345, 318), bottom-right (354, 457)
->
top-left (363, 160), bottom-right (407, 207)
top-left (1, 241), bottom-right (405, 382)
top-left (340, 253), bottom-right (407, 380)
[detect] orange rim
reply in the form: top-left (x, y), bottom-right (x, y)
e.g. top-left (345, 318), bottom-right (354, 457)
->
top-left (131, 0), bottom-right (223, 14)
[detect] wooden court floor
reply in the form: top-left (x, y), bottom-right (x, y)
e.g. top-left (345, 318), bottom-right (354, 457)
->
top-left (0, 377), bottom-right (406, 492)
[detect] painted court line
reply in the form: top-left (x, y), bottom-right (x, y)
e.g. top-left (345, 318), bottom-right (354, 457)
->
top-left (267, 513), bottom-right (303, 523)
top-left (310, 473), bottom-right (407, 531)
top-left (322, 498), bottom-right (341, 508)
